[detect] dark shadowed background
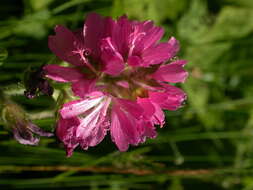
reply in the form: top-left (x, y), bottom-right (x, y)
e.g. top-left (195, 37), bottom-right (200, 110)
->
top-left (1, 0), bottom-right (253, 189)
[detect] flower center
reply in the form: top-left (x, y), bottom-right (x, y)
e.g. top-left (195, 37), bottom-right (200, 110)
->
top-left (96, 66), bottom-right (160, 100)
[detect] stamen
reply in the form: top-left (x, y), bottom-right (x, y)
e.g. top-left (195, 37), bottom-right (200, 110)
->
top-left (71, 48), bottom-right (98, 75)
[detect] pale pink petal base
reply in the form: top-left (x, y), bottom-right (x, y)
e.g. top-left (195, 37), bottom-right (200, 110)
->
top-left (72, 79), bottom-right (97, 98)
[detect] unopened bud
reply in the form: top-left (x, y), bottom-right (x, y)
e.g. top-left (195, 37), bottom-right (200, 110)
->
top-left (24, 65), bottom-right (54, 99)
top-left (1, 99), bottom-right (53, 145)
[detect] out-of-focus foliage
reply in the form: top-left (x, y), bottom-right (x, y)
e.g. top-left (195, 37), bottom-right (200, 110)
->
top-left (0, 0), bottom-right (253, 189)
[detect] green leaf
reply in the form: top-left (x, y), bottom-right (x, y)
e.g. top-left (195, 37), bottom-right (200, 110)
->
top-left (28, 0), bottom-right (54, 11)
top-left (185, 42), bottom-right (232, 70)
top-left (111, 0), bottom-right (125, 18)
top-left (155, 0), bottom-right (187, 21)
top-left (177, 0), bottom-right (209, 43)
top-left (52, 0), bottom-right (91, 15)
top-left (224, 0), bottom-right (253, 8)
top-left (202, 6), bottom-right (253, 42)
top-left (13, 10), bottom-right (51, 39)
top-left (120, 0), bottom-right (187, 23)
top-left (0, 48), bottom-right (8, 66)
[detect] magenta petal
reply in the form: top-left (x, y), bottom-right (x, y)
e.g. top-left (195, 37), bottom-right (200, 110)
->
top-left (100, 38), bottom-right (125, 76)
top-left (142, 122), bottom-right (157, 139)
top-left (110, 104), bottom-right (139, 151)
top-left (137, 97), bottom-right (164, 127)
top-left (73, 29), bottom-right (84, 43)
top-left (142, 27), bottom-right (164, 50)
top-left (167, 37), bottom-right (180, 58)
top-left (83, 13), bottom-right (104, 55)
top-left (111, 108), bottom-right (129, 151)
top-left (43, 64), bottom-right (83, 82)
top-left (137, 121), bottom-right (157, 143)
top-left (134, 25), bottom-right (164, 54)
top-left (142, 37), bottom-right (180, 66)
top-left (151, 60), bottom-right (188, 83)
top-left (137, 98), bottom-right (155, 118)
top-left (116, 98), bottom-right (143, 119)
top-left (151, 103), bottom-right (165, 127)
top-left (56, 117), bottom-right (78, 142)
top-left (84, 13), bottom-right (114, 59)
top-left (140, 20), bottom-right (154, 31)
top-left (88, 119), bottom-right (110, 147)
top-left (112, 15), bottom-right (132, 56)
top-left (72, 79), bottom-right (96, 98)
top-left (127, 56), bottom-right (142, 67)
top-left (142, 42), bottom-right (172, 66)
top-left (48, 25), bottom-right (85, 66)
top-left (60, 96), bottom-right (104, 119)
top-left (149, 84), bottom-right (186, 110)
top-left (56, 116), bottom-right (80, 157)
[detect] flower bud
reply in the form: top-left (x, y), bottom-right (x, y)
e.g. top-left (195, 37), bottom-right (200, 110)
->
top-left (24, 65), bottom-right (53, 99)
top-left (1, 99), bottom-right (53, 145)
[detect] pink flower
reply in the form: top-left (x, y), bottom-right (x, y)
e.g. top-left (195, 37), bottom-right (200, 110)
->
top-left (44, 13), bottom-right (188, 156)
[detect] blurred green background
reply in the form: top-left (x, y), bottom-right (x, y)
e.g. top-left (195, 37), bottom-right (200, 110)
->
top-left (1, 0), bottom-right (253, 189)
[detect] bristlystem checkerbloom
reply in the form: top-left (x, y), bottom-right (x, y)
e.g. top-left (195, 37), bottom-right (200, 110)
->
top-left (44, 13), bottom-right (188, 157)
